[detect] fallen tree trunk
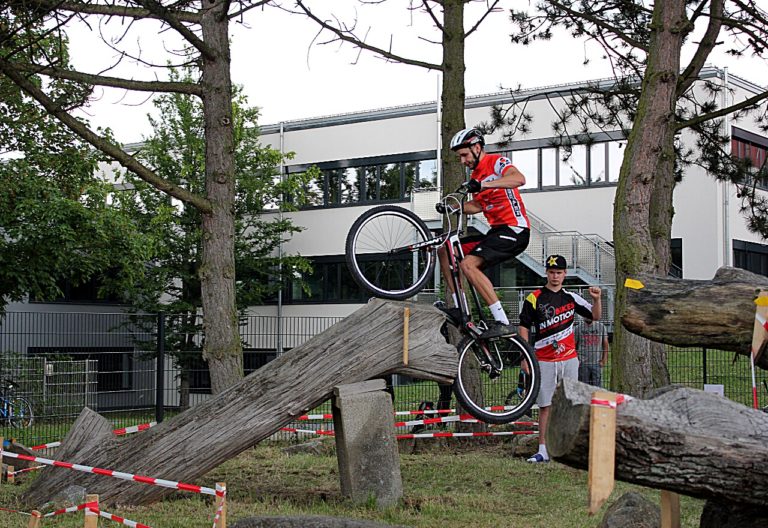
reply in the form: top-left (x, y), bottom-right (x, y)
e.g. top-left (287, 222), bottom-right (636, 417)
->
top-left (547, 378), bottom-right (768, 507)
top-left (22, 299), bottom-right (456, 507)
top-left (622, 266), bottom-right (768, 367)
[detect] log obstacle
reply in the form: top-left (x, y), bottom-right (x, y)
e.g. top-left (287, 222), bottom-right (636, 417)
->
top-left (622, 267), bottom-right (768, 366)
top-left (548, 378), bottom-right (768, 508)
top-left (22, 299), bottom-right (457, 507)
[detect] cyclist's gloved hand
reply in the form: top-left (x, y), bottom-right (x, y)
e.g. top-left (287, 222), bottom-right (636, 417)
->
top-left (467, 179), bottom-right (482, 193)
top-left (435, 202), bottom-right (446, 214)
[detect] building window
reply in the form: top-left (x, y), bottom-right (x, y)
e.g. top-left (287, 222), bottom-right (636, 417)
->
top-left (733, 239), bottom-right (768, 277)
top-left (732, 128), bottom-right (768, 189)
top-left (286, 256), bottom-right (371, 303)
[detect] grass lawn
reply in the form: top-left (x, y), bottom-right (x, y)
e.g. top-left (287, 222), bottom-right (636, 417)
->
top-left (0, 441), bottom-right (704, 528)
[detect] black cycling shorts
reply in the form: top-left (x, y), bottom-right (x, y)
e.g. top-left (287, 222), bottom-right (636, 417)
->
top-left (461, 226), bottom-right (530, 268)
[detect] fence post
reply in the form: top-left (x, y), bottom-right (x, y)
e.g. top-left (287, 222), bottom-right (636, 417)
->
top-left (156, 312), bottom-right (165, 424)
top-left (702, 347), bottom-right (708, 386)
top-left (27, 511), bottom-right (41, 528)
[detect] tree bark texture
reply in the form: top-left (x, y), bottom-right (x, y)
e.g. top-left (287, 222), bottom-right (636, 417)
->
top-left (199, 0), bottom-right (243, 394)
top-left (611, 0), bottom-right (687, 396)
top-left (622, 267), bottom-right (768, 367)
top-left (22, 300), bottom-right (457, 507)
top-left (440, 0), bottom-right (466, 193)
top-left (548, 378), bottom-right (768, 507)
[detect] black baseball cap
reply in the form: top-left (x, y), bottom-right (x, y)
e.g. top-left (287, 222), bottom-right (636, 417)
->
top-left (545, 255), bottom-right (567, 270)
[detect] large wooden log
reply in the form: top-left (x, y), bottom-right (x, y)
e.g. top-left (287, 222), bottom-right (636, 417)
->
top-left (22, 299), bottom-right (456, 507)
top-left (622, 267), bottom-right (768, 367)
top-left (547, 378), bottom-right (768, 507)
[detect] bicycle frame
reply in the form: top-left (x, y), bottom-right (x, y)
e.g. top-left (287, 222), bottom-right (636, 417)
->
top-left (434, 187), bottom-right (492, 338)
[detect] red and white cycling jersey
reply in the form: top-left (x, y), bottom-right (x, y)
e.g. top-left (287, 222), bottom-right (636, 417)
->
top-left (470, 154), bottom-right (529, 229)
top-left (519, 287), bottom-right (594, 362)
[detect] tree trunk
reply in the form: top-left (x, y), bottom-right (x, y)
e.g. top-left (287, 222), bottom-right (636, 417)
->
top-left (22, 299), bottom-right (457, 507)
top-left (199, 0), bottom-right (243, 394)
top-left (621, 266), bottom-right (768, 366)
top-left (547, 378), bottom-right (768, 507)
top-left (440, 0), bottom-right (466, 193)
top-left (612, 0), bottom-right (687, 396)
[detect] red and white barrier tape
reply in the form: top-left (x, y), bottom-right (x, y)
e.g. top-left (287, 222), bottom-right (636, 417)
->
top-left (280, 427), bottom-right (536, 440)
top-left (212, 483), bottom-right (226, 528)
top-left (28, 422), bottom-right (156, 451)
top-left (0, 451), bottom-right (221, 497)
top-left (0, 506), bottom-right (32, 516)
top-left (394, 413), bottom-right (478, 428)
top-left (281, 427), bottom-right (335, 436)
top-left (29, 441), bottom-right (61, 451)
top-left (113, 422), bottom-right (157, 436)
top-left (43, 501), bottom-right (98, 518)
top-left (397, 430), bottom-right (537, 439)
top-left (590, 394), bottom-right (632, 408)
top-left (90, 507), bottom-right (153, 528)
top-left (8, 465), bottom-right (45, 476)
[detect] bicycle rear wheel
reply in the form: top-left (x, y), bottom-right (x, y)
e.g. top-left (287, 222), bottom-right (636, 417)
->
top-left (9, 396), bottom-right (33, 428)
top-left (345, 205), bottom-right (436, 300)
top-left (453, 334), bottom-right (540, 424)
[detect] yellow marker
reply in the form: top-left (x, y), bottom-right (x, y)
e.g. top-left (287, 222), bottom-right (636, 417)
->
top-left (624, 278), bottom-right (644, 290)
top-left (755, 295), bottom-right (768, 306)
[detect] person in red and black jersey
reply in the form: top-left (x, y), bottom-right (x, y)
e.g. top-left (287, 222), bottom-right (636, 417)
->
top-left (435, 127), bottom-right (530, 339)
top-left (518, 254), bottom-right (602, 463)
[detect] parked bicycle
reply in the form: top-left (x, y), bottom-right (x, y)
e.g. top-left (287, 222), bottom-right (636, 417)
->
top-left (0, 379), bottom-right (34, 428)
top-left (345, 183), bottom-right (540, 424)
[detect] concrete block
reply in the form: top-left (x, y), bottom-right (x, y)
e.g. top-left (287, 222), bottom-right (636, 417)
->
top-left (332, 381), bottom-right (402, 508)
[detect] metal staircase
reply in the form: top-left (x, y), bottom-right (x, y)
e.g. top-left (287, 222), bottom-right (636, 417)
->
top-left (412, 188), bottom-right (616, 285)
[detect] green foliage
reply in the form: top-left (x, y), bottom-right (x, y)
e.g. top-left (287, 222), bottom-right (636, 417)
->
top-left (0, 78), bottom-right (152, 309)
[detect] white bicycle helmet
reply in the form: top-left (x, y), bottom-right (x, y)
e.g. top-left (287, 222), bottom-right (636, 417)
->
top-left (450, 128), bottom-right (485, 151)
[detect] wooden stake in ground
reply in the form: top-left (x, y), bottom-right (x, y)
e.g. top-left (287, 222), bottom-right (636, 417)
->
top-left (660, 490), bottom-right (681, 528)
top-left (215, 482), bottom-right (227, 528)
top-left (27, 511), bottom-right (41, 528)
top-left (6, 465), bottom-right (13, 484)
top-left (403, 307), bottom-right (410, 366)
top-left (587, 391), bottom-right (617, 515)
top-left (84, 494), bottom-right (98, 528)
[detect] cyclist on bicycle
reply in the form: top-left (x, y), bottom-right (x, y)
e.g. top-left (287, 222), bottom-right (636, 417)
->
top-left (435, 127), bottom-right (530, 339)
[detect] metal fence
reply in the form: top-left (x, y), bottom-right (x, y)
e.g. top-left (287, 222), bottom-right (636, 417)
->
top-left (1, 310), bottom-right (766, 448)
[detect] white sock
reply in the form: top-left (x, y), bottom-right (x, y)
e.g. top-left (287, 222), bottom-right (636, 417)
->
top-left (539, 444), bottom-right (549, 459)
top-left (489, 301), bottom-right (509, 324)
top-left (451, 292), bottom-right (459, 307)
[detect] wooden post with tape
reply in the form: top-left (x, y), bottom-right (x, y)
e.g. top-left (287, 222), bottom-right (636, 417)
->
top-left (6, 466), bottom-right (13, 484)
top-left (84, 493), bottom-right (99, 528)
top-left (403, 307), bottom-right (410, 366)
top-left (587, 391), bottom-right (617, 515)
top-left (660, 490), bottom-right (681, 528)
top-left (750, 290), bottom-right (768, 409)
top-left (215, 482), bottom-right (227, 528)
top-left (27, 511), bottom-right (41, 528)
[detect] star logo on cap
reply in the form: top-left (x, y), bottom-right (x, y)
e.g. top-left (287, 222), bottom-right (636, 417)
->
top-left (547, 256), bottom-right (559, 267)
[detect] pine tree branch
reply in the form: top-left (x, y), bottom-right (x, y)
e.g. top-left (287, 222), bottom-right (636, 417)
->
top-left (546, 0), bottom-right (649, 52)
top-left (678, 0), bottom-right (724, 94)
top-left (0, 56), bottom-right (212, 214)
top-left (676, 89), bottom-right (768, 131)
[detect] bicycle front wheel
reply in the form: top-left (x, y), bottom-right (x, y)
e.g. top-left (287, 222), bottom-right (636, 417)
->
top-left (453, 334), bottom-right (540, 424)
top-left (345, 205), bottom-right (436, 300)
top-left (9, 397), bottom-right (33, 428)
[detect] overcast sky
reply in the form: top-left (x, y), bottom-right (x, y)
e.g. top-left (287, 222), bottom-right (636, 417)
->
top-left (67, 1), bottom-right (767, 144)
